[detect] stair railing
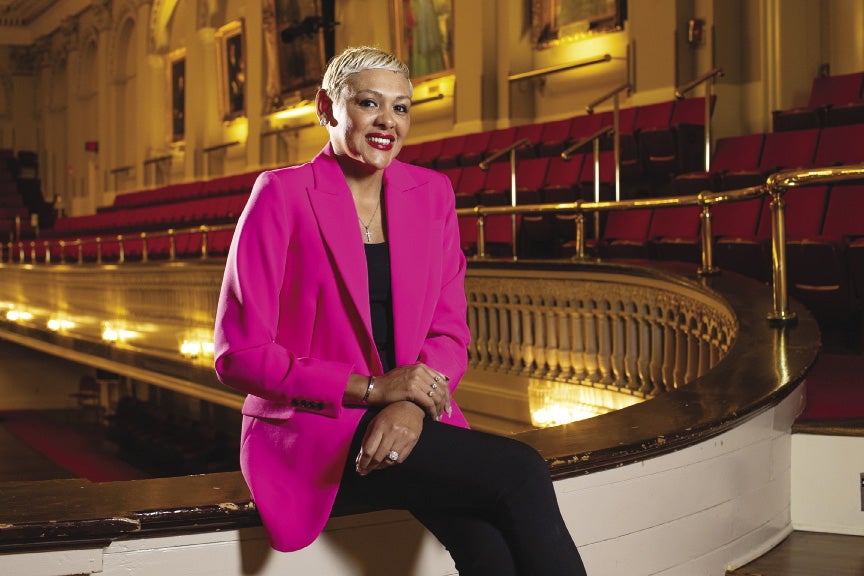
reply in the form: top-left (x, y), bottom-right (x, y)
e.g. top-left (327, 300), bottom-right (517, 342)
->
top-left (477, 138), bottom-right (533, 259)
top-left (562, 124), bottom-right (615, 242)
top-left (675, 67), bottom-right (724, 172)
top-left (585, 82), bottom-right (632, 202)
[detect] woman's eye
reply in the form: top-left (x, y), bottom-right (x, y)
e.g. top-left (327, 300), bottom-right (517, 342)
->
top-left (359, 99), bottom-right (377, 108)
top-left (395, 104), bottom-right (409, 114)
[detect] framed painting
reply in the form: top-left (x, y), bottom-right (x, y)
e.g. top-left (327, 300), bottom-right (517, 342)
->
top-left (531, 0), bottom-right (626, 49)
top-left (167, 49), bottom-right (186, 144)
top-left (391, 0), bottom-right (454, 80)
top-left (217, 20), bottom-right (246, 120)
top-left (276, 0), bottom-right (327, 98)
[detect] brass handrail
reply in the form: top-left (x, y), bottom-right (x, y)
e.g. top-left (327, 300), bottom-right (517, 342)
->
top-left (4, 223), bottom-right (237, 266)
top-left (479, 138), bottom-right (532, 170)
top-left (585, 82), bottom-right (632, 114)
top-left (507, 54), bottom-right (612, 83)
top-left (560, 125), bottom-right (614, 160)
top-left (675, 67), bottom-right (724, 99)
top-left (456, 163), bottom-right (864, 325)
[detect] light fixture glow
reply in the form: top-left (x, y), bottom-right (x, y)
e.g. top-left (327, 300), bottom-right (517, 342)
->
top-left (47, 318), bottom-right (76, 331)
top-left (6, 309), bottom-right (33, 322)
top-left (101, 323), bottom-right (139, 343)
top-left (180, 339), bottom-right (215, 359)
top-left (272, 102), bottom-right (316, 120)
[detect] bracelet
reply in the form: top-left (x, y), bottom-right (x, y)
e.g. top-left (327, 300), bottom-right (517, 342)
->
top-left (361, 376), bottom-right (375, 404)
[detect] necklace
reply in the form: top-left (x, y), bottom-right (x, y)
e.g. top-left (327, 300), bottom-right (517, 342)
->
top-left (358, 195), bottom-right (381, 243)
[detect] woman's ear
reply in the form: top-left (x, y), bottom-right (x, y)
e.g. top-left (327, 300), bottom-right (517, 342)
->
top-left (316, 89), bottom-right (335, 127)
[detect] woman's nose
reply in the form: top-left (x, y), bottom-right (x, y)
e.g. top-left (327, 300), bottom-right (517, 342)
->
top-left (377, 111), bottom-right (395, 128)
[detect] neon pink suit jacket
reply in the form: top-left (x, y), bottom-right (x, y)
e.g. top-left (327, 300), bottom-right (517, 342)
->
top-left (214, 144), bottom-right (471, 552)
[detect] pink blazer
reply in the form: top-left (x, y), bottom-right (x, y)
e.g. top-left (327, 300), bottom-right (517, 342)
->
top-left (214, 144), bottom-right (470, 552)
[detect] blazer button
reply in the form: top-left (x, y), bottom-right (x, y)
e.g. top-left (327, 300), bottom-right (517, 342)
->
top-left (290, 398), bottom-right (299, 407)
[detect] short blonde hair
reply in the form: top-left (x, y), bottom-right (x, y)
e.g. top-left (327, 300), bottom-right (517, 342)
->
top-left (321, 46), bottom-right (412, 103)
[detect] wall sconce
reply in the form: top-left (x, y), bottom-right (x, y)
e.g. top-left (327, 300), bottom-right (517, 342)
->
top-left (688, 19), bottom-right (705, 48)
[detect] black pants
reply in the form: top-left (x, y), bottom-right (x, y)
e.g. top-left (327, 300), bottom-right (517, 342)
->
top-left (334, 410), bottom-right (588, 576)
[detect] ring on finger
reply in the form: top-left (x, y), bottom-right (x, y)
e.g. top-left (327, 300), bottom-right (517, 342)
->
top-left (433, 375), bottom-right (442, 383)
top-left (427, 389), bottom-right (435, 397)
top-left (431, 382), bottom-right (439, 390)
top-left (387, 450), bottom-right (399, 463)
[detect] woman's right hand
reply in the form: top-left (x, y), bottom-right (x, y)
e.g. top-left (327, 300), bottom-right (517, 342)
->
top-left (371, 363), bottom-right (451, 421)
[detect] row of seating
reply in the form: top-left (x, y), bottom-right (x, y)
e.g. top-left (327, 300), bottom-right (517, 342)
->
top-left (105, 170), bottom-right (261, 211)
top-left (51, 192), bottom-right (250, 236)
top-left (674, 123), bottom-right (864, 195)
top-left (398, 96), bottom-right (712, 182)
top-left (773, 70), bottom-right (864, 132)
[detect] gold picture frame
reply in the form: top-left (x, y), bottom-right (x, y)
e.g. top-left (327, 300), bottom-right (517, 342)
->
top-left (276, 0), bottom-right (326, 100)
top-left (216, 20), bottom-right (247, 121)
top-left (390, 0), bottom-right (454, 80)
top-left (166, 48), bottom-right (186, 144)
top-left (531, 0), bottom-right (625, 49)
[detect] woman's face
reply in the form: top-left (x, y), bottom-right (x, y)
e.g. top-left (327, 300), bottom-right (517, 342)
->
top-left (326, 68), bottom-right (412, 174)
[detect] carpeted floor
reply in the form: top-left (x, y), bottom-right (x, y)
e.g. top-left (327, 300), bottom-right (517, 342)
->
top-left (797, 353), bottom-right (864, 421)
top-left (0, 410), bottom-right (150, 482)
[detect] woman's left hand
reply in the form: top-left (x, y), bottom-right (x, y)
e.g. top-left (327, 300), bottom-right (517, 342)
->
top-left (355, 401), bottom-right (424, 476)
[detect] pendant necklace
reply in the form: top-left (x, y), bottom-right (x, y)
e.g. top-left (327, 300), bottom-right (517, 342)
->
top-left (358, 195), bottom-right (381, 243)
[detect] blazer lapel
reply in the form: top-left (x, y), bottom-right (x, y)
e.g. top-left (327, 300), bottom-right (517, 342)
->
top-left (384, 162), bottom-right (433, 364)
top-left (307, 148), bottom-right (375, 348)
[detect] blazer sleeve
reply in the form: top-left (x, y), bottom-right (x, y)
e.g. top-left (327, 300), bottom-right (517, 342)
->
top-left (213, 170), bottom-right (353, 418)
top-left (417, 172), bottom-right (471, 391)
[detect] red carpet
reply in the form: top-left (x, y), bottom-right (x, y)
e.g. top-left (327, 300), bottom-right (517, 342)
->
top-left (0, 410), bottom-right (150, 482)
top-left (797, 354), bottom-right (864, 420)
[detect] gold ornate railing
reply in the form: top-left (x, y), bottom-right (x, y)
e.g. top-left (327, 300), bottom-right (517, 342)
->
top-left (465, 266), bottom-right (735, 398)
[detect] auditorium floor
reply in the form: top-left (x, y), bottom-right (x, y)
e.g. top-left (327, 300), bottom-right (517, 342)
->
top-left (727, 531), bottom-right (864, 576)
top-left (0, 415), bottom-right (75, 482)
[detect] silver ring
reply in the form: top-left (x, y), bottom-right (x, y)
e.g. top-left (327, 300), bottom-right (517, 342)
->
top-left (431, 382), bottom-right (439, 390)
top-left (433, 375), bottom-right (442, 382)
top-left (387, 450), bottom-right (399, 462)
top-left (427, 390), bottom-right (435, 397)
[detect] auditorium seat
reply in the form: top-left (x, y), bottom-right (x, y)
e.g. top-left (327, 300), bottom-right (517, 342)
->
top-left (435, 134), bottom-right (469, 169)
top-left (814, 124), bottom-right (864, 166)
top-left (714, 186), bottom-right (828, 283)
top-left (722, 129), bottom-right (819, 190)
top-left (648, 205), bottom-right (702, 263)
top-left (414, 138), bottom-right (445, 167)
top-left (537, 116), bottom-right (575, 157)
top-left (458, 131), bottom-right (494, 167)
top-left (786, 184), bottom-right (864, 333)
top-left (595, 208), bottom-right (654, 259)
top-left (712, 198), bottom-right (768, 280)
top-left (773, 71), bottom-right (864, 131)
top-left (513, 122), bottom-right (545, 159)
top-left (633, 101), bottom-right (676, 180)
top-left (673, 133), bottom-right (765, 196)
top-left (542, 154), bottom-right (586, 252)
top-left (397, 142), bottom-right (423, 165)
top-left (483, 127), bottom-right (518, 164)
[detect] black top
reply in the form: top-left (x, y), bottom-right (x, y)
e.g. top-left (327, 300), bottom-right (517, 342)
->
top-left (365, 242), bottom-right (396, 372)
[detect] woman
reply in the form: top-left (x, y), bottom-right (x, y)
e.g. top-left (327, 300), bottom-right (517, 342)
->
top-left (214, 46), bottom-right (587, 575)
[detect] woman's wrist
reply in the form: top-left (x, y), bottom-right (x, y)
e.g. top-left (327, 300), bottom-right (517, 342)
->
top-left (361, 375), bottom-right (375, 404)
top-left (345, 373), bottom-right (377, 406)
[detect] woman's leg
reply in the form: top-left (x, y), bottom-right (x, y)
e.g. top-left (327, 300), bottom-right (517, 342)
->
top-left (335, 411), bottom-right (587, 576)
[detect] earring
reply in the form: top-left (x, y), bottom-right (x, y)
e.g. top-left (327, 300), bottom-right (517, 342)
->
top-left (319, 114), bottom-right (328, 127)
